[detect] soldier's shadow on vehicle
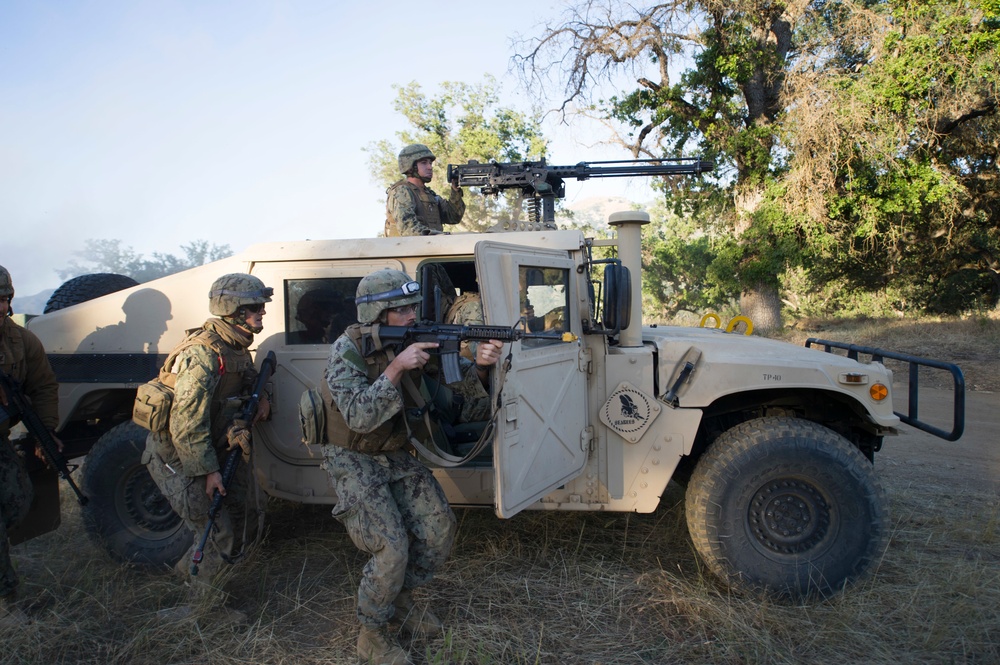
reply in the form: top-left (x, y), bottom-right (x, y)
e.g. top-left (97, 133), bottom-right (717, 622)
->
top-left (74, 288), bottom-right (174, 354)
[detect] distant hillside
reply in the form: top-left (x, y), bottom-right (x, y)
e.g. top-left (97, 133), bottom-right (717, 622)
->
top-left (563, 196), bottom-right (647, 229)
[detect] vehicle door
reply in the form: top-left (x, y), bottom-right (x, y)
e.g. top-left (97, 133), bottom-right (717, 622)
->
top-left (475, 241), bottom-right (589, 517)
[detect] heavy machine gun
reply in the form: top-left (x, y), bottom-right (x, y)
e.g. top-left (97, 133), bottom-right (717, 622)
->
top-left (447, 157), bottom-right (714, 230)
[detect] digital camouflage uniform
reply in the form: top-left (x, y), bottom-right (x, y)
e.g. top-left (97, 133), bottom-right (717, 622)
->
top-left (444, 292), bottom-right (485, 361)
top-left (143, 318), bottom-right (261, 586)
top-left (384, 179), bottom-right (466, 237)
top-left (0, 314), bottom-right (59, 599)
top-left (322, 324), bottom-right (490, 629)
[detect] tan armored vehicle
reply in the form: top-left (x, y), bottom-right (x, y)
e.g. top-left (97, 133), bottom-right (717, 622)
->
top-left (26, 212), bottom-right (964, 598)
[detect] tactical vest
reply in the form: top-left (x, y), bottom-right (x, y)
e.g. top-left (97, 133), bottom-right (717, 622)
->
top-left (385, 180), bottom-right (444, 236)
top-left (323, 324), bottom-right (423, 454)
top-left (164, 327), bottom-right (252, 450)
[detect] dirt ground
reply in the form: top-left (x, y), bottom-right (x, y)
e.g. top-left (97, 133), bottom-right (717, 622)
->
top-left (883, 386), bottom-right (999, 494)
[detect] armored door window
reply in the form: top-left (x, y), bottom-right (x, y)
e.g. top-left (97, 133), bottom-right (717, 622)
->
top-left (519, 265), bottom-right (570, 346)
top-left (284, 278), bottom-right (361, 345)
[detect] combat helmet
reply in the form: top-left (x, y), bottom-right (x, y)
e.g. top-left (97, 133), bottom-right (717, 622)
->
top-left (398, 144), bottom-right (435, 176)
top-left (0, 264), bottom-right (12, 298)
top-left (354, 269), bottom-right (421, 324)
top-left (209, 273), bottom-right (273, 317)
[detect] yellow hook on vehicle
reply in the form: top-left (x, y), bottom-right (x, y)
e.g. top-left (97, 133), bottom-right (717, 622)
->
top-left (699, 312), bottom-right (722, 329)
top-left (726, 315), bottom-right (754, 335)
top-left (699, 312), bottom-right (754, 335)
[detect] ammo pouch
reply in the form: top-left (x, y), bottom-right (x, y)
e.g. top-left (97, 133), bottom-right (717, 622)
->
top-left (131, 329), bottom-right (227, 433)
top-left (133, 379), bottom-right (174, 432)
top-left (298, 386), bottom-right (327, 446)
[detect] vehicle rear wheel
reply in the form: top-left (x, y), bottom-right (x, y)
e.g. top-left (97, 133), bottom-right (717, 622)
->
top-left (81, 421), bottom-right (189, 568)
top-left (44, 273), bottom-right (138, 313)
top-left (685, 416), bottom-right (888, 598)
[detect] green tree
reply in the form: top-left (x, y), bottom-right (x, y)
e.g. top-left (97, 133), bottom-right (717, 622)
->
top-left (366, 75), bottom-right (550, 232)
top-left (516, 0), bottom-right (808, 331)
top-left (517, 0), bottom-right (1000, 324)
top-left (59, 239), bottom-right (232, 283)
top-left (783, 0), bottom-right (1000, 313)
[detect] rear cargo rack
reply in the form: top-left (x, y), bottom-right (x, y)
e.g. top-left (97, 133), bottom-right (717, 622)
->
top-left (805, 339), bottom-right (965, 441)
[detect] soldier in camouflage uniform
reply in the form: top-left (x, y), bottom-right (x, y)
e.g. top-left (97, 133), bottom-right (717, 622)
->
top-left (0, 265), bottom-right (60, 627)
top-left (444, 291), bottom-right (484, 361)
top-left (143, 273), bottom-right (273, 622)
top-left (385, 144), bottom-right (465, 237)
top-left (322, 268), bottom-right (502, 665)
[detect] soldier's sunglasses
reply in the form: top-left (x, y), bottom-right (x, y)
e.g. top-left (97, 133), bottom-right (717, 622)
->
top-left (243, 303), bottom-right (266, 313)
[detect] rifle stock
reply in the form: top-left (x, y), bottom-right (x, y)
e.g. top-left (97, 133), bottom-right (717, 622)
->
top-left (0, 368), bottom-right (87, 505)
top-left (362, 323), bottom-right (577, 384)
top-left (190, 350), bottom-right (276, 575)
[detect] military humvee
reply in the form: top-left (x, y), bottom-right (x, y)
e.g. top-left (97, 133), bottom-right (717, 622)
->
top-left (26, 211), bottom-right (964, 598)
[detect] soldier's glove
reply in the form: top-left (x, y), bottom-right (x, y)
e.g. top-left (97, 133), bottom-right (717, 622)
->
top-left (226, 419), bottom-right (252, 456)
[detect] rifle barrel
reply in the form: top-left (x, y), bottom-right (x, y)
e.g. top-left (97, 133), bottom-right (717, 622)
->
top-left (0, 369), bottom-right (88, 505)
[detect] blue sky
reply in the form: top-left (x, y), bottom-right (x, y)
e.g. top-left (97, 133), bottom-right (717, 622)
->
top-left (2, 1), bottom-right (654, 295)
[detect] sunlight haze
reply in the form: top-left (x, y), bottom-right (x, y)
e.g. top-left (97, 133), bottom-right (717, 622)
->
top-left (2, 1), bottom-right (654, 298)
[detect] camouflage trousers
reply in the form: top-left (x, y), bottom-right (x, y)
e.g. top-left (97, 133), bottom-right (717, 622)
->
top-left (0, 437), bottom-right (33, 598)
top-left (322, 446), bottom-right (456, 628)
top-left (143, 439), bottom-right (260, 592)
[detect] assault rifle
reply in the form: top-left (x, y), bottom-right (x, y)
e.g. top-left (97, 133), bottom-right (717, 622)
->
top-left (191, 350), bottom-right (276, 575)
top-left (447, 157), bottom-right (715, 229)
top-left (0, 368), bottom-right (88, 505)
top-left (362, 323), bottom-right (578, 384)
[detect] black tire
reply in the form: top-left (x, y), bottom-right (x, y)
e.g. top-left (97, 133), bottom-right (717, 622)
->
top-left (44, 273), bottom-right (139, 313)
top-left (685, 417), bottom-right (888, 598)
top-left (81, 421), bottom-right (190, 568)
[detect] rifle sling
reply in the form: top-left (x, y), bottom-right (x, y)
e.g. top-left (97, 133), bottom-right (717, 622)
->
top-left (399, 372), bottom-right (491, 467)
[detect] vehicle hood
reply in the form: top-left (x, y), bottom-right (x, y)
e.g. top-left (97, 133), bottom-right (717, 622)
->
top-left (641, 325), bottom-right (899, 426)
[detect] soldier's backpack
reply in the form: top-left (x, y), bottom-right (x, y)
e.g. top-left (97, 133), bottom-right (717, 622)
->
top-left (132, 330), bottom-right (227, 432)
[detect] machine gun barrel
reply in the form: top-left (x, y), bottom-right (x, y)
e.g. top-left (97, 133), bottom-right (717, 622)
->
top-left (447, 157), bottom-right (714, 228)
top-left (547, 158), bottom-right (716, 181)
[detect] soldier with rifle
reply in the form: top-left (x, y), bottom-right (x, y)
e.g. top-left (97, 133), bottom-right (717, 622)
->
top-left (0, 264), bottom-right (61, 627)
top-left (142, 273), bottom-right (273, 623)
top-left (321, 268), bottom-right (503, 665)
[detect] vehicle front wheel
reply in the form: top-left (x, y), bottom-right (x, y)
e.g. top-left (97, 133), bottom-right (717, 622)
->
top-left (81, 422), bottom-right (190, 568)
top-left (685, 416), bottom-right (888, 598)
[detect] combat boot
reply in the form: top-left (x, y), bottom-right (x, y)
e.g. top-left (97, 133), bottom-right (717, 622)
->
top-left (391, 589), bottom-right (443, 638)
top-left (357, 625), bottom-right (411, 665)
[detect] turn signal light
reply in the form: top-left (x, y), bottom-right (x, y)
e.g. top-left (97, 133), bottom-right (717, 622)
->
top-left (870, 383), bottom-right (889, 401)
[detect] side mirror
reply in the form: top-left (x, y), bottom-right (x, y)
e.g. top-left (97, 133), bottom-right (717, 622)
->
top-left (602, 264), bottom-right (631, 332)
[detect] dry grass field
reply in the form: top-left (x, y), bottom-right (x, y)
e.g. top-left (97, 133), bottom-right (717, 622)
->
top-left (4, 314), bottom-right (999, 664)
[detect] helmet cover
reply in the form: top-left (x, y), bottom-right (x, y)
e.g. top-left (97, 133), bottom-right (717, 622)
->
top-left (208, 273), bottom-right (273, 317)
top-left (354, 268), bottom-right (422, 324)
top-left (398, 144), bottom-right (436, 175)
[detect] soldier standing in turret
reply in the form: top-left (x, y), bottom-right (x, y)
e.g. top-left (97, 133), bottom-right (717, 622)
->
top-left (143, 273), bottom-right (273, 622)
top-left (0, 264), bottom-right (60, 627)
top-left (385, 144), bottom-right (466, 237)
